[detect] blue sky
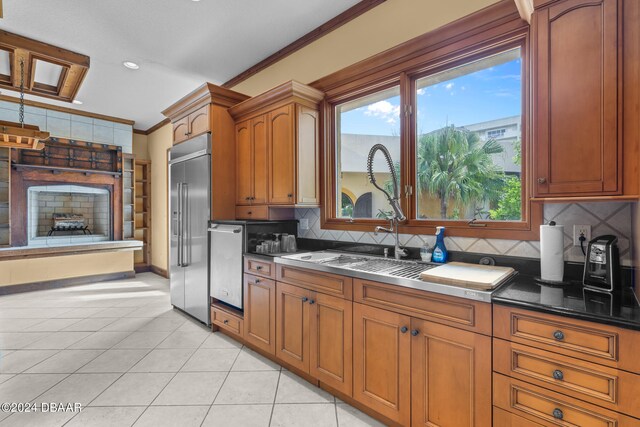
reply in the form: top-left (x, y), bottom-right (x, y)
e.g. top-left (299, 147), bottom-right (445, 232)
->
top-left (340, 58), bottom-right (522, 137)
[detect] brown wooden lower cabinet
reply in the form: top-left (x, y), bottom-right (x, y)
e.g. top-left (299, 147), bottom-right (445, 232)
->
top-left (353, 302), bottom-right (492, 427)
top-left (353, 302), bottom-right (412, 426)
top-left (243, 274), bottom-right (276, 355)
top-left (275, 281), bottom-right (353, 395)
top-left (411, 318), bottom-right (492, 427)
top-left (276, 282), bottom-right (310, 372)
top-left (493, 373), bottom-right (639, 427)
top-left (493, 407), bottom-right (543, 427)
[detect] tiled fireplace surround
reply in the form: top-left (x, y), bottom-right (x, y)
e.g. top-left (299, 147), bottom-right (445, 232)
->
top-left (296, 202), bottom-right (636, 266)
top-left (28, 185), bottom-right (111, 246)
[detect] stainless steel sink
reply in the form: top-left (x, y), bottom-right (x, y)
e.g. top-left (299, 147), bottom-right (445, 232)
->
top-left (282, 252), bottom-right (435, 281)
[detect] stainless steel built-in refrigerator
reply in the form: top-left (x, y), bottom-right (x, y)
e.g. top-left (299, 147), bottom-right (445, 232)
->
top-left (169, 135), bottom-right (211, 325)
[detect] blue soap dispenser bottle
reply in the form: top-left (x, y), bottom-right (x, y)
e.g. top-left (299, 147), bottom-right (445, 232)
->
top-left (432, 226), bottom-right (448, 263)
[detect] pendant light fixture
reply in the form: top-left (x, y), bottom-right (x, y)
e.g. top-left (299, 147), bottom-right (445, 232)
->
top-left (0, 59), bottom-right (50, 150)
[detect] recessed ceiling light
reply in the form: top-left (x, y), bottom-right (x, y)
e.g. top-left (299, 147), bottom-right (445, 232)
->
top-left (72, 100), bottom-right (83, 105)
top-left (123, 61), bottom-right (139, 70)
top-left (192, 0), bottom-right (201, 2)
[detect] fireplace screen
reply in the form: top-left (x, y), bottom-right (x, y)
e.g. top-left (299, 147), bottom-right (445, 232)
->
top-left (28, 185), bottom-right (111, 245)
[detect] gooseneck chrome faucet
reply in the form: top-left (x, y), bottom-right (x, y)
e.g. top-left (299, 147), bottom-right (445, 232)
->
top-left (366, 144), bottom-right (407, 259)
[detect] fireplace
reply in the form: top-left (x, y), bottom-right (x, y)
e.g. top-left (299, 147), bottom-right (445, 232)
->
top-left (27, 185), bottom-right (111, 246)
top-left (9, 137), bottom-right (123, 247)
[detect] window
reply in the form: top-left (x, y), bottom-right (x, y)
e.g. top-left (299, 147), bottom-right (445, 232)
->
top-left (487, 129), bottom-right (506, 138)
top-left (335, 86), bottom-right (401, 219)
top-left (322, 17), bottom-right (540, 239)
top-left (415, 48), bottom-right (523, 221)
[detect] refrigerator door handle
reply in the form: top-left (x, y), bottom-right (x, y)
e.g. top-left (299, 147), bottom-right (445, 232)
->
top-left (177, 182), bottom-right (183, 267)
top-left (182, 183), bottom-right (190, 267)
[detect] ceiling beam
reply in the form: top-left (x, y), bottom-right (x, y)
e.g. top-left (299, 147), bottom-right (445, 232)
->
top-left (513, 0), bottom-right (533, 24)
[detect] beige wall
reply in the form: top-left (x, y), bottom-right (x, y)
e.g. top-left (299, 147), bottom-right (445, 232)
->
top-left (231, 0), bottom-right (498, 96)
top-left (133, 133), bottom-right (149, 161)
top-left (148, 124), bottom-right (173, 271)
top-left (0, 251), bottom-right (133, 287)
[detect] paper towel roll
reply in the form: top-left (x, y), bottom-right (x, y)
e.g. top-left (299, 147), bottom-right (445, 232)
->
top-left (540, 223), bottom-right (564, 282)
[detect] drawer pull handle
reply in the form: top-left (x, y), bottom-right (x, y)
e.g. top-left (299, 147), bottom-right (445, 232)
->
top-left (400, 326), bottom-right (408, 333)
top-left (223, 319), bottom-right (229, 325)
top-left (552, 408), bottom-right (563, 420)
top-left (255, 266), bottom-right (262, 270)
top-left (553, 330), bottom-right (565, 341)
top-left (309, 299), bottom-right (315, 305)
top-left (552, 370), bottom-right (564, 380)
top-left (302, 297), bottom-right (308, 303)
top-left (255, 279), bottom-right (260, 284)
top-left (411, 329), bottom-right (420, 336)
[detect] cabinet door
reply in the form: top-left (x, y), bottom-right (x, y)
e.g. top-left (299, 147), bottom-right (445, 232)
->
top-left (252, 115), bottom-right (269, 205)
top-left (353, 303), bottom-right (411, 426)
top-left (188, 105), bottom-right (210, 138)
top-left (173, 117), bottom-right (189, 144)
top-left (235, 120), bottom-right (253, 205)
top-left (296, 105), bottom-right (320, 205)
top-left (268, 104), bottom-right (295, 204)
top-left (410, 318), bottom-right (491, 427)
top-left (244, 274), bottom-right (276, 355)
top-left (309, 292), bottom-right (352, 396)
top-left (276, 282), bottom-right (310, 372)
top-left (534, 0), bottom-right (619, 196)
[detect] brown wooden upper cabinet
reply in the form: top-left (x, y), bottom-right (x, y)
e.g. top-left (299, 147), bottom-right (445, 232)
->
top-left (532, 0), bottom-right (639, 199)
top-left (162, 83), bottom-right (249, 146)
top-left (229, 80), bottom-right (323, 212)
top-left (235, 116), bottom-right (268, 205)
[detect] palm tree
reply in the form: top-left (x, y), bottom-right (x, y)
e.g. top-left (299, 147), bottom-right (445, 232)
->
top-left (417, 125), bottom-right (505, 219)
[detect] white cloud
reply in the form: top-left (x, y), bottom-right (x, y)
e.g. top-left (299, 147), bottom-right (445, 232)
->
top-left (417, 88), bottom-right (426, 95)
top-left (364, 100), bottom-right (400, 124)
top-left (445, 82), bottom-right (454, 90)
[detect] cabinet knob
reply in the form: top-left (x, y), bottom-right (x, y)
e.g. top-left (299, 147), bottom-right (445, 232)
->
top-left (553, 330), bottom-right (565, 341)
top-left (309, 299), bottom-right (315, 305)
top-left (223, 319), bottom-right (229, 325)
top-left (552, 370), bottom-right (564, 380)
top-left (255, 265), bottom-right (262, 270)
top-left (255, 279), bottom-right (260, 284)
top-left (302, 297), bottom-right (309, 303)
top-left (287, 193), bottom-right (293, 198)
top-left (247, 211), bottom-right (252, 215)
top-left (411, 329), bottom-right (419, 336)
top-left (537, 177), bottom-right (547, 184)
top-left (245, 197), bottom-right (250, 200)
top-left (400, 326), bottom-right (408, 333)
top-left (552, 408), bottom-right (563, 420)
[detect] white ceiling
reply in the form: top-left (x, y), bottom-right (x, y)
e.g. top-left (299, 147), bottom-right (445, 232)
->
top-left (0, 0), bottom-right (360, 129)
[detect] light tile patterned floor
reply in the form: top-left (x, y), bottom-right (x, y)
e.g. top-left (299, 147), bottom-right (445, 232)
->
top-left (0, 273), bottom-right (384, 427)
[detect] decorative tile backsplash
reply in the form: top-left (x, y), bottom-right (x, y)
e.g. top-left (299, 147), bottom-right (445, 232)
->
top-left (296, 201), bottom-right (635, 266)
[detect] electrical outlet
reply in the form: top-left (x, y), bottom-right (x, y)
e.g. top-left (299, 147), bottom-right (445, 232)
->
top-left (299, 218), bottom-right (309, 230)
top-left (573, 224), bottom-right (591, 246)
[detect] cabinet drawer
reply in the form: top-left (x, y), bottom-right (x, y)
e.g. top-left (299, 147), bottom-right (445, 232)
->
top-left (236, 205), bottom-right (269, 220)
top-left (211, 304), bottom-right (243, 338)
top-left (244, 257), bottom-right (275, 279)
top-left (493, 305), bottom-right (640, 372)
top-left (494, 338), bottom-right (640, 418)
top-left (494, 374), bottom-right (638, 427)
top-left (276, 265), bottom-right (352, 299)
top-left (354, 279), bottom-right (491, 335)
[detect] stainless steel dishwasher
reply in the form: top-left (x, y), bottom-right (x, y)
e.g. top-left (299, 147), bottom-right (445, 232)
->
top-left (208, 223), bottom-right (244, 309)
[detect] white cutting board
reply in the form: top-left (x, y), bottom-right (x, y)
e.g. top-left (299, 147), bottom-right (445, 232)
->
top-left (419, 262), bottom-right (515, 290)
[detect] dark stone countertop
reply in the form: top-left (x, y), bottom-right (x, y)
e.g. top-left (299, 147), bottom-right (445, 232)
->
top-left (493, 276), bottom-right (640, 331)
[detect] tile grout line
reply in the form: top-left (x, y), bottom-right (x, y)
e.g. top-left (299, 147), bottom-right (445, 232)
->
top-left (268, 368), bottom-right (283, 427)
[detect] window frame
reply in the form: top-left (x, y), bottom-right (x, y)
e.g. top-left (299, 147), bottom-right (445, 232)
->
top-left (321, 24), bottom-right (542, 240)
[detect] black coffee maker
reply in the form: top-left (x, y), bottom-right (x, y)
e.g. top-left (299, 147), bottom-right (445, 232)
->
top-left (583, 235), bottom-right (620, 292)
